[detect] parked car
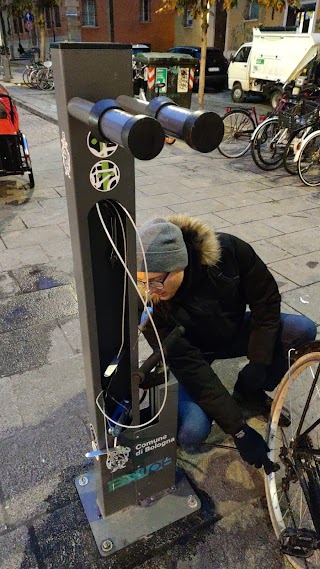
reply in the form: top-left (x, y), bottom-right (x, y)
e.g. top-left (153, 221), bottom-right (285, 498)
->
top-left (167, 46), bottom-right (228, 91)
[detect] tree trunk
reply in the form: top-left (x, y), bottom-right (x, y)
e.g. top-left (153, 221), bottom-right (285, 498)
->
top-left (0, 10), bottom-right (11, 81)
top-left (198, 10), bottom-right (208, 110)
top-left (38, 8), bottom-right (46, 62)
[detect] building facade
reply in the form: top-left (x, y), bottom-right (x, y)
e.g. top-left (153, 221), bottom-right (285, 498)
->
top-left (7, 0), bottom-right (174, 59)
top-left (7, 0), bottom-right (319, 61)
top-left (112, 0), bottom-right (174, 51)
top-left (174, 0), bottom-right (320, 57)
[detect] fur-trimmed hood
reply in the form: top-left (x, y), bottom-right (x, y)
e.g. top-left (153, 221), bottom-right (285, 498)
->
top-left (167, 214), bottom-right (221, 267)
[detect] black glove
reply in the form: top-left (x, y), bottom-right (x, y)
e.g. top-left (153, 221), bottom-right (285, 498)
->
top-left (233, 423), bottom-right (270, 470)
top-left (235, 362), bottom-right (267, 396)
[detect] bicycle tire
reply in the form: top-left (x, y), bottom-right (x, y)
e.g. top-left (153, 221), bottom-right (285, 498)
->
top-left (29, 68), bottom-right (40, 89)
top-left (22, 67), bottom-right (30, 86)
top-left (298, 131), bottom-right (320, 187)
top-left (218, 109), bottom-right (255, 158)
top-left (283, 127), bottom-right (310, 176)
top-left (36, 68), bottom-right (49, 90)
top-left (265, 351), bottom-right (320, 569)
top-left (251, 117), bottom-right (285, 171)
top-left (28, 170), bottom-right (35, 189)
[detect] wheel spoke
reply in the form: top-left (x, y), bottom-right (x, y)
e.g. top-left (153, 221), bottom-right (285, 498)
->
top-left (218, 110), bottom-right (255, 158)
top-left (265, 352), bottom-right (320, 568)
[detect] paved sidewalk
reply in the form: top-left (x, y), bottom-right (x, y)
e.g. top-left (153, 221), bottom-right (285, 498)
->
top-left (0, 76), bottom-right (319, 569)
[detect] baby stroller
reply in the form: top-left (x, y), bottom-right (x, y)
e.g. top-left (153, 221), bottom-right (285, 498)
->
top-left (0, 84), bottom-right (34, 188)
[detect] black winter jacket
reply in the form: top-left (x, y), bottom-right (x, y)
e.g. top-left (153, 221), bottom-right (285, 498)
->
top-left (140, 215), bottom-right (281, 435)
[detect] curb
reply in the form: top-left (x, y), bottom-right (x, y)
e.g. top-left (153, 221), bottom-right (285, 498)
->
top-left (11, 95), bottom-right (58, 126)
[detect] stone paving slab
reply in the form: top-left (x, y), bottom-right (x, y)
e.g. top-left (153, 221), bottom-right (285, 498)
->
top-left (269, 252), bottom-right (320, 287)
top-left (0, 284), bottom-right (78, 333)
top-left (282, 282), bottom-right (320, 325)
top-left (262, 212), bottom-right (320, 234)
top-left (268, 227), bottom-right (320, 256)
top-left (1, 224), bottom-right (68, 250)
top-left (0, 244), bottom-right (50, 272)
top-left (0, 410), bottom-right (88, 527)
top-left (0, 321), bottom-right (75, 378)
top-left (0, 526), bottom-right (39, 569)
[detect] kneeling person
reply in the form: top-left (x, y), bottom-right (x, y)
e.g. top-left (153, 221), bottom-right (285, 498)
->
top-left (137, 215), bottom-right (317, 469)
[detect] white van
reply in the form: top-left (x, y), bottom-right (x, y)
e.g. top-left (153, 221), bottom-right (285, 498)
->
top-left (228, 28), bottom-right (320, 107)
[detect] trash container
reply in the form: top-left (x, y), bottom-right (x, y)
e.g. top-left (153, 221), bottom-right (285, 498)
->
top-left (31, 47), bottom-right (41, 64)
top-left (134, 52), bottom-right (197, 108)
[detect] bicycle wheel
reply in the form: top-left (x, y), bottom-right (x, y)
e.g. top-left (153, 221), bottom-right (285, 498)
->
top-left (251, 117), bottom-right (286, 171)
top-left (22, 67), bottom-right (31, 86)
top-left (29, 68), bottom-right (40, 89)
top-left (298, 131), bottom-right (320, 187)
top-left (265, 351), bottom-right (320, 569)
top-left (218, 109), bottom-right (255, 158)
top-left (283, 127), bottom-right (310, 176)
top-left (36, 69), bottom-right (49, 90)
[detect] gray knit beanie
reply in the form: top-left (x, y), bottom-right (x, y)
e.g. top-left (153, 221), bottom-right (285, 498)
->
top-left (137, 218), bottom-right (188, 272)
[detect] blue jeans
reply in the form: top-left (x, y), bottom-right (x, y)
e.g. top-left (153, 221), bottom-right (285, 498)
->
top-left (178, 313), bottom-right (317, 446)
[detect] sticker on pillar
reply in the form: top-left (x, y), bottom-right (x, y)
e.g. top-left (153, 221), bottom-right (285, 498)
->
top-left (177, 67), bottom-right (189, 93)
top-left (87, 132), bottom-right (118, 158)
top-left (90, 160), bottom-right (120, 192)
top-left (155, 68), bottom-right (167, 93)
top-left (61, 131), bottom-right (71, 179)
top-left (106, 446), bottom-right (131, 473)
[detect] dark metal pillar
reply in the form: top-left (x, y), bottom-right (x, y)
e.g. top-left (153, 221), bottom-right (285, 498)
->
top-left (51, 43), bottom-right (201, 558)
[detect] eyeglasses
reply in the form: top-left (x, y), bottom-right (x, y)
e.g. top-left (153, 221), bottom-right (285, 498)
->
top-left (137, 272), bottom-right (169, 291)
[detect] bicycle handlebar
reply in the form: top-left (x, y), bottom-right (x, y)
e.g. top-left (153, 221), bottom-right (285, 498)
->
top-left (132, 325), bottom-right (185, 384)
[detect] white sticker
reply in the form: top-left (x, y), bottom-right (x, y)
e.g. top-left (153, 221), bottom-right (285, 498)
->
top-left (177, 67), bottom-right (189, 93)
top-left (61, 131), bottom-right (71, 179)
top-left (106, 447), bottom-right (131, 473)
top-left (89, 160), bottom-right (120, 192)
top-left (87, 131), bottom-right (118, 158)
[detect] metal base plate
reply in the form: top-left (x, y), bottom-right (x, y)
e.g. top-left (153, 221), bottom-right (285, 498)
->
top-left (76, 470), bottom-right (201, 557)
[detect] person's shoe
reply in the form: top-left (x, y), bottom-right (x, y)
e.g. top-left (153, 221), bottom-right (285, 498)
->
top-left (232, 388), bottom-right (291, 427)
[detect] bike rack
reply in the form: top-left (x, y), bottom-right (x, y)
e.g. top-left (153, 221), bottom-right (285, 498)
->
top-left (51, 42), bottom-right (220, 562)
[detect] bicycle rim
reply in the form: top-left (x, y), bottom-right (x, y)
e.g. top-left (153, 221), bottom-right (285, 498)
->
top-left (218, 110), bottom-right (255, 158)
top-left (22, 69), bottom-right (30, 86)
top-left (251, 118), bottom-right (284, 170)
top-left (29, 69), bottom-right (40, 88)
top-left (298, 133), bottom-right (320, 187)
top-left (37, 69), bottom-right (48, 90)
top-left (265, 352), bottom-right (320, 569)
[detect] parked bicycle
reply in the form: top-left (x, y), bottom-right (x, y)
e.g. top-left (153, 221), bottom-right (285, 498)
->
top-left (265, 340), bottom-right (320, 569)
top-left (22, 60), bottom-right (54, 90)
top-left (218, 93), bottom-right (290, 159)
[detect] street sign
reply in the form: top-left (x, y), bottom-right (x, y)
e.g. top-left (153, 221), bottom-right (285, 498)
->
top-left (24, 12), bottom-right (34, 22)
top-left (25, 21), bottom-right (34, 32)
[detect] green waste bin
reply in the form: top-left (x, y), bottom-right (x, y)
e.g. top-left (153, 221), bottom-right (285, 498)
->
top-left (134, 52), bottom-right (197, 109)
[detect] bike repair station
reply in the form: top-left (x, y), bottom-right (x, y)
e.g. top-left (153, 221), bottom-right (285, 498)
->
top-left (51, 42), bottom-right (224, 567)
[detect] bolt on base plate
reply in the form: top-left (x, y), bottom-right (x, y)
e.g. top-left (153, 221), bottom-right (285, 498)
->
top-left (76, 470), bottom-right (201, 558)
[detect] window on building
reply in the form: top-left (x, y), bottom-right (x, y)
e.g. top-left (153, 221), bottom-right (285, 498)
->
top-left (54, 5), bottom-right (61, 28)
top-left (245, 1), bottom-right (259, 20)
top-left (45, 7), bottom-right (52, 29)
top-left (140, 0), bottom-right (151, 22)
top-left (184, 8), bottom-right (193, 27)
top-left (82, 0), bottom-right (97, 26)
